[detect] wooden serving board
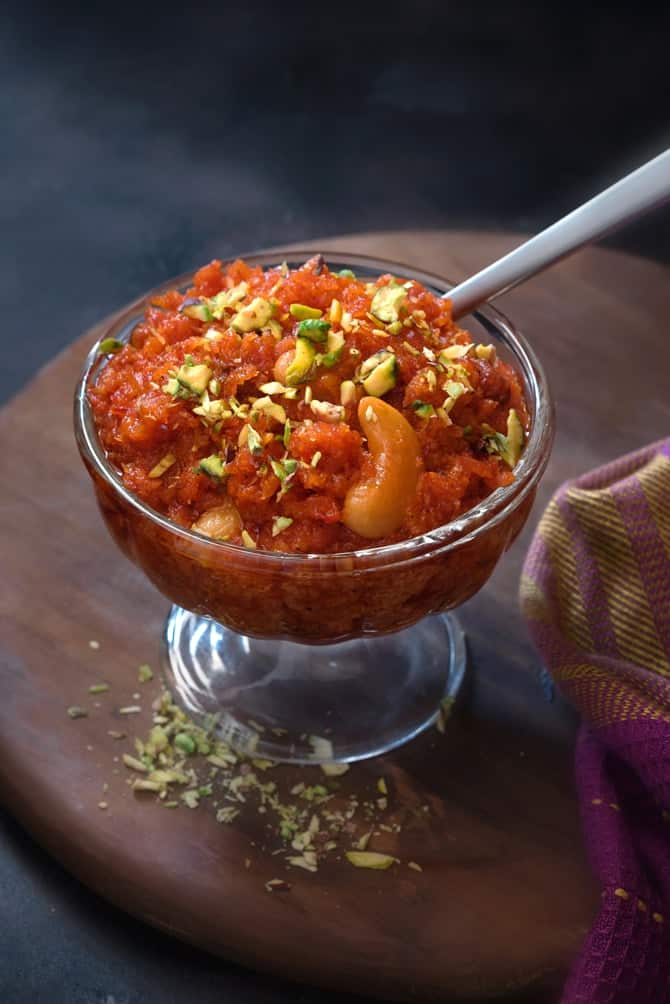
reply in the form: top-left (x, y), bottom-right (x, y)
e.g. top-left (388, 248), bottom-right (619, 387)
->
top-left (1, 230), bottom-right (668, 1002)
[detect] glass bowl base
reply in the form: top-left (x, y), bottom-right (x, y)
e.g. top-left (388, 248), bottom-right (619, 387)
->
top-left (163, 607), bottom-right (467, 764)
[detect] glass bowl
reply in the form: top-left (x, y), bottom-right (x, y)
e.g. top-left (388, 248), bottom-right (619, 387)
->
top-left (74, 251), bottom-right (554, 763)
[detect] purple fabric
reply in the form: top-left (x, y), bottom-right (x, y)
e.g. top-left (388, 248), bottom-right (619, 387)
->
top-left (521, 439), bottom-right (670, 1002)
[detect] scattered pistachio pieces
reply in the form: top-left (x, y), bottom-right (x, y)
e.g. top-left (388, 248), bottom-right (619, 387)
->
top-left (474, 343), bottom-right (496, 361)
top-left (148, 453), bottom-right (177, 478)
top-left (118, 706), bottom-right (142, 715)
top-left (107, 730), bottom-right (126, 740)
top-left (320, 762), bottom-right (350, 777)
top-left (289, 303), bottom-right (323, 320)
top-left (345, 851), bottom-right (398, 870)
top-left (241, 529), bottom-right (257, 550)
top-left (138, 664), bottom-right (153, 684)
top-left (216, 806), bottom-right (241, 824)
top-left (377, 778), bottom-right (388, 795)
top-left (408, 861), bottom-right (423, 872)
top-left (88, 683), bottom-right (109, 695)
top-left (265, 878), bottom-right (291, 893)
top-left (98, 338), bottom-right (124, 354)
top-left (174, 732), bottom-right (197, 755)
top-left (67, 706), bottom-right (88, 719)
top-left (181, 789), bottom-right (200, 809)
top-left (123, 753), bottom-right (148, 773)
top-left (272, 516), bottom-right (294, 538)
top-left (436, 695), bottom-right (456, 734)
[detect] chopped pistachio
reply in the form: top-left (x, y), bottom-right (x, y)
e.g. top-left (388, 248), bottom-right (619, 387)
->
top-left (289, 303), bottom-right (323, 320)
top-left (181, 789), bottom-right (200, 809)
top-left (294, 317), bottom-right (329, 344)
top-left (138, 664), bottom-right (153, 684)
top-left (360, 348), bottom-right (394, 379)
top-left (231, 296), bottom-right (274, 332)
top-left (340, 380), bottom-right (356, 406)
top-left (474, 343), bottom-right (496, 362)
top-left (241, 530), bottom-right (257, 550)
top-left (195, 455), bottom-right (226, 481)
top-left (321, 762), bottom-right (350, 777)
top-left (320, 329), bottom-right (345, 367)
top-left (370, 284), bottom-right (407, 323)
top-left (174, 732), bottom-right (197, 755)
top-left (118, 706), bottom-right (142, 715)
top-left (402, 340), bottom-right (421, 356)
top-left (304, 385), bottom-right (313, 405)
top-left (272, 516), bottom-right (293, 538)
top-left (412, 400), bottom-right (435, 419)
top-left (329, 298), bottom-right (343, 324)
top-left (107, 730), bottom-right (126, 740)
top-left (310, 400), bottom-right (345, 423)
top-left (408, 861), bottom-right (423, 872)
top-left (259, 381), bottom-right (287, 396)
top-left (148, 453), bottom-right (177, 478)
top-left (442, 343), bottom-right (473, 360)
top-left (246, 426), bottom-right (263, 456)
top-left (288, 853), bottom-right (318, 873)
top-left (355, 830), bottom-right (372, 851)
top-left (377, 778), bottom-right (388, 795)
top-left (123, 753), bottom-right (148, 773)
top-left (345, 851), bottom-right (398, 870)
top-left (67, 706), bottom-right (88, 719)
top-left (98, 337), bottom-right (124, 354)
top-left (132, 779), bottom-right (162, 793)
top-left (265, 878), bottom-right (291, 893)
top-left (251, 397), bottom-right (286, 425)
top-left (88, 683), bottom-right (109, 695)
top-left (216, 806), bottom-right (240, 824)
top-left (175, 362), bottom-right (212, 396)
top-left (310, 450), bottom-right (322, 467)
top-left (337, 268), bottom-right (356, 279)
top-left (282, 420), bottom-right (291, 449)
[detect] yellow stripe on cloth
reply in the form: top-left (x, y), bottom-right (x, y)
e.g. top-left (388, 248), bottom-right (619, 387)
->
top-left (537, 500), bottom-right (593, 652)
top-left (567, 486), bottom-right (670, 677)
top-left (556, 663), bottom-right (670, 728)
top-left (637, 453), bottom-right (670, 565)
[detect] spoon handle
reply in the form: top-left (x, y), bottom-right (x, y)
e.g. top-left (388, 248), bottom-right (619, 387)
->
top-left (446, 148), bottom-right (670, 319)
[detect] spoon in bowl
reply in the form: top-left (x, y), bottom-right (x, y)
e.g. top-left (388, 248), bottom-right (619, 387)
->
top-left (446, 148), bottom-right (670, 320)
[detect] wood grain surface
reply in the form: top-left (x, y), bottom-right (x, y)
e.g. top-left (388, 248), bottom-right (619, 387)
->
top-left (1, 230), bottom-right (668, 1002)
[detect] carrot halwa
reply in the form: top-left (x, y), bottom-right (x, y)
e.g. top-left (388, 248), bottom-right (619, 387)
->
top-left (88, 255), bottom-right (529, 554)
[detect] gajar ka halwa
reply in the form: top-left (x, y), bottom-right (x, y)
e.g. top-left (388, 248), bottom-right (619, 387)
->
top-left (89, 255), bottom-right (529, 555)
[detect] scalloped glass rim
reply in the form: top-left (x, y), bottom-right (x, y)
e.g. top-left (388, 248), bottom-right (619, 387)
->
top-left (74, 249), bottom-right (554, 568)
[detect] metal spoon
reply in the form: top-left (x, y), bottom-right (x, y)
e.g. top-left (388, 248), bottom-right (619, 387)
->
top-left (446, 148), bottom-right (670, 320)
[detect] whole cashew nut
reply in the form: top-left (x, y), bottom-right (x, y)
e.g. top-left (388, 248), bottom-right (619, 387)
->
top-left (342, 397), bottom-right (420, 538)
top-left (192, 498), bottom-right (242, 540)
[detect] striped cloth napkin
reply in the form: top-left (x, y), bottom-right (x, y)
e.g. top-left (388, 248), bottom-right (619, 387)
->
top-left (521, 439), bottom-right (670, 1003)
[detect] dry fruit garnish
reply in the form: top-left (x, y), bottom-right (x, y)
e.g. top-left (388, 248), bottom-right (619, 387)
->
top-left (109, 688), bottom-right (426, 882)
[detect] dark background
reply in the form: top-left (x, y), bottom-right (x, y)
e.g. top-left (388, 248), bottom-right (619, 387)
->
top-left (1, 3), bottom-right (669, 1002)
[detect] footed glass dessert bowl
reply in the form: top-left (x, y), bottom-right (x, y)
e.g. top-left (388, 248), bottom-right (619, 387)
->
top-left (74, 251), bottom-right (553, 763)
